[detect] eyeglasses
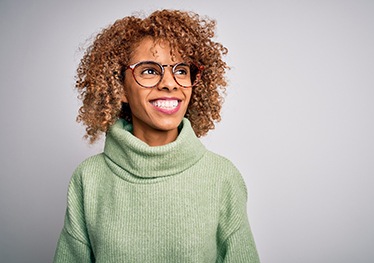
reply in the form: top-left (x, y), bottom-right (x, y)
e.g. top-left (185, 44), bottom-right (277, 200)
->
top-left (125, 61), bottom-right (204, 88)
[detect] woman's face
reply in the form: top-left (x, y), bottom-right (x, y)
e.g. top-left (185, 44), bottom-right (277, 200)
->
top-left (122, 38), bottom-right (192, 146)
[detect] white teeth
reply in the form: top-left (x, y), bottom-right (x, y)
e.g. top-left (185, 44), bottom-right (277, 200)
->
top-left (152, 100), bottom-right (179, 109)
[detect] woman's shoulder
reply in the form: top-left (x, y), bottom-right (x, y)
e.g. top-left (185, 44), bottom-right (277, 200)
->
top-left (201, 150), bottom-right (245, 183)
top-left (201, 150), bottom-right (248, 201)
top-left (74, 153), bottom-right (106, 172)
top-left (203, 150), bottom-right (239, 171)
top-left (69, 153), bottom-right (108, 183)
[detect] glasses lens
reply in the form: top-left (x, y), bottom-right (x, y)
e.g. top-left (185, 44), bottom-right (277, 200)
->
top-left (173, 63), bottom-right (201, 87)
top-left (133, 62), bottom-right (162, 87)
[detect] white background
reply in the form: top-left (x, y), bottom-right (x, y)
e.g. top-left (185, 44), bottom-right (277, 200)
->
top-left (1, 0), bottom-right (373, 262)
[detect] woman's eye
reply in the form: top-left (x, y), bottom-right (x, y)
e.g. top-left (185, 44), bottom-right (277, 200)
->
top-left (142, 68), bottom-right (159, 75)
top-left (175, 69), bottom-right (187, 75)
top-left (174, 66), bottom-right (190, 75)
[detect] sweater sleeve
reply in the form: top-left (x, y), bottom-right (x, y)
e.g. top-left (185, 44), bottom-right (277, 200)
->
top-left (54, 168), bottom-right (95, 263)
top-left (216, 169), bottom-right (260, 263)
top-left (54, 228), bottom-right (94, 262)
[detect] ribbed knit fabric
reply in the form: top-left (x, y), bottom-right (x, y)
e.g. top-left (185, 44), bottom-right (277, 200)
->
top-left (54, 118), bottom-right (260, 263)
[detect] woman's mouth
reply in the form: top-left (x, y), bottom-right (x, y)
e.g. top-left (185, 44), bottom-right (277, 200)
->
top-left (150, 99), bottom-right (181, 114)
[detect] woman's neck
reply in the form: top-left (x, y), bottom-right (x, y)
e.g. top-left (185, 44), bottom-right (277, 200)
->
top-left (132, 127), bottom-right (179, 146)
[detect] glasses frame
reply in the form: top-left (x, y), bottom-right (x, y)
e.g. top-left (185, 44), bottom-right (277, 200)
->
top-left (125, 60), bottom-right (204, 88)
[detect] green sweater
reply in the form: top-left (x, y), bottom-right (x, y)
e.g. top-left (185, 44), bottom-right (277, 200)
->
top-left (54, 118), bottom-right (260, 263)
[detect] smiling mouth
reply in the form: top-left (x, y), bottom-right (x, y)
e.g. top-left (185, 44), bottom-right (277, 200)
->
top-left (150, 99), bottom-right (180, 110)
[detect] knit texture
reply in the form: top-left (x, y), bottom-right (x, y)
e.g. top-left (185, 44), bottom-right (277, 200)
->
top-left (54, 118), bottom-right (260, 263)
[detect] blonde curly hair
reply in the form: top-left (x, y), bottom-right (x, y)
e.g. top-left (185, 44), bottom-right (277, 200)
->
top-left (76, 9), bottom-right (229, 143)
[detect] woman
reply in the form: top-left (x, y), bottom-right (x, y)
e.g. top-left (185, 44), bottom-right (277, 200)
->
top-left (54, 9), bottom-right (260, 263)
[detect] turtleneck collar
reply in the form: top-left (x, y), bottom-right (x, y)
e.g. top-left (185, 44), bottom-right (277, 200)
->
top-left (103, 118), bottom-right (206, 181)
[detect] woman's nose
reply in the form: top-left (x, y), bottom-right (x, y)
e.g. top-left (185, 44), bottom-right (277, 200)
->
top-left (157, 66), bottom-right (178, 91)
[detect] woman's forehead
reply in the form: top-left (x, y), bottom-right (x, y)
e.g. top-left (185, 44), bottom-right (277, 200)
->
top-left (130, 37), bottom-right (183, 63)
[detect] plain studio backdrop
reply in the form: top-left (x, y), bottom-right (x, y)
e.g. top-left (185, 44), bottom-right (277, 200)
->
top-left (1, 0), bottom-right (373, 262)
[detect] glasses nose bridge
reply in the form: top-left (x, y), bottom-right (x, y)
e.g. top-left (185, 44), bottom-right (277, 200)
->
top-left (159, 64), bottom-right (177, 86)
top-left (161, 64), bottom-right (174, 76)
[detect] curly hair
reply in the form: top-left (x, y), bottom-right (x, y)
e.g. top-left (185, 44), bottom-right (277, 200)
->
top-left (76, 9), bottom-right (229, 143)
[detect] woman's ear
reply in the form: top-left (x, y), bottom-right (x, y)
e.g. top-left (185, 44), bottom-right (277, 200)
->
top-left (121, 89), bottom-right (128, 103)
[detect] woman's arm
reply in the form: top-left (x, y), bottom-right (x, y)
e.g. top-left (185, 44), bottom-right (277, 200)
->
top-left (54, 168), bottom-right (94, 263)
top-left (216, 170), bottom-right (260, 263)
